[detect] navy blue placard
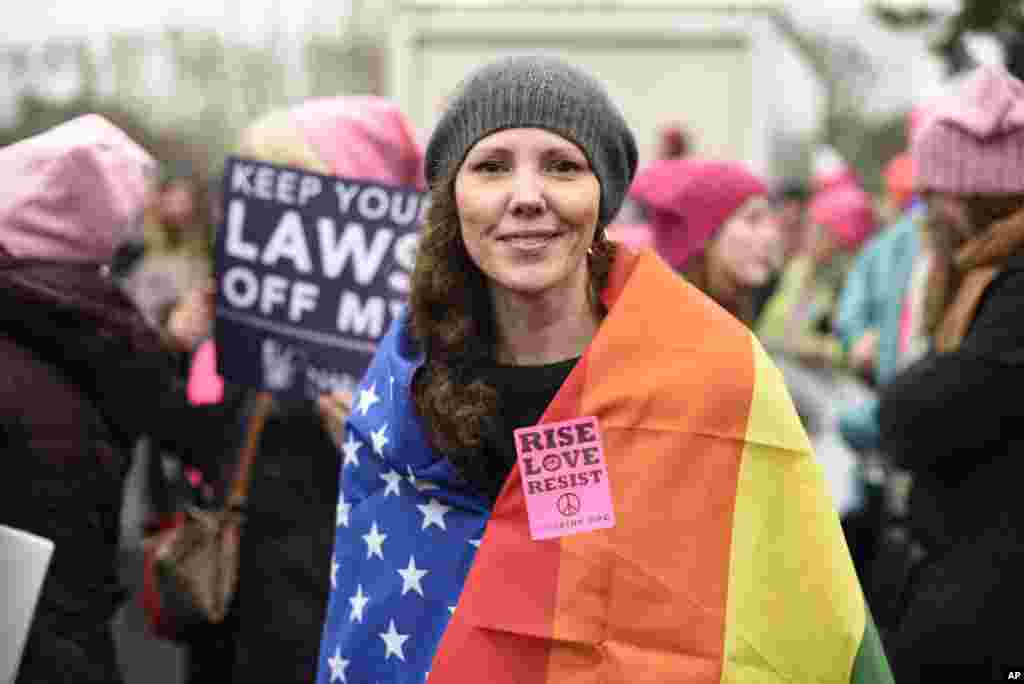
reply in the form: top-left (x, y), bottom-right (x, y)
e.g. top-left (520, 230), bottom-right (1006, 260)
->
top-left (213, 156), bottom-right (426, 399)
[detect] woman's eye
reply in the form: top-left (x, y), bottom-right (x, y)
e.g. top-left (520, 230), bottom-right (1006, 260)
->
top-left (472, 160), bottom-right (507, 173)
top-left (547, 159), bottom-right (582, 174)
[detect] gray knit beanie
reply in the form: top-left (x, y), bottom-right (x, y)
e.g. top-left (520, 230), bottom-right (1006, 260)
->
top-left (425, 55), bottom-right (638, 230)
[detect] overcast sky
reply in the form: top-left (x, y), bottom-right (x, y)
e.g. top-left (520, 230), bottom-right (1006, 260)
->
top-left (6, 0), bottom-right (990, 131)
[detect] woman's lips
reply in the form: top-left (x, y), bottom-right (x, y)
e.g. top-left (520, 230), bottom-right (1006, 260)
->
top-left (497, 231), bottom-right (564, 250)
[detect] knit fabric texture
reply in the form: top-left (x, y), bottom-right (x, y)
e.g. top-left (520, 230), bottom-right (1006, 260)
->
top-left (0, 114), bottom-right (155, 263)
top-left (425, 55), bottom-right (638, 229)
top-left (629, 158), bottom-right (767, 270)
top-left (914, 64), bottom-right (1024, 194)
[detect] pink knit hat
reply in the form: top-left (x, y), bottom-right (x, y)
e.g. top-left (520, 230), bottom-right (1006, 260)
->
top-left (291, 96), bottom-right (425, 190)
top-left (812, 145), bottom-right (859, 193)
top-left (808, 185), bottom-right (878, 252)
top-left (913, 64), bottom-right (1024, 194)
top-left (0, 114), bottom-right (155, 263)
top-left (629, 158), bottom-right (766, 269)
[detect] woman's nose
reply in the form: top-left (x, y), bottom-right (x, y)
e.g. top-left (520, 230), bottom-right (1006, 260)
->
top-left (507, 170), bottom-right (546, 217)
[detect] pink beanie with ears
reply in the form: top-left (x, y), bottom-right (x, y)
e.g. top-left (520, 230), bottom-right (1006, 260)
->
top-left (629, 158), bottom-right (767, 269)
top-left (809, 185), bottom-right (878, 252)
top-left (291, 96), bottom-right (425, 190)
top-left (0, 114), bottom-right (155, 263)
top-left (914, 64), bottom-right (1024, 194)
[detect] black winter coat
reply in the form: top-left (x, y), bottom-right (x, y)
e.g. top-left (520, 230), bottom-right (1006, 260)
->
top-left (877, 255), bottom-right (1024, 681)
top-left (0, 260), bottom-right (232, 684)
top-left (222, 401), bottom-right (339, 683)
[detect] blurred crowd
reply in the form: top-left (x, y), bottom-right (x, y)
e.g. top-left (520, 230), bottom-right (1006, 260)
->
top-left (2, 55), bottom-right (1024, 684)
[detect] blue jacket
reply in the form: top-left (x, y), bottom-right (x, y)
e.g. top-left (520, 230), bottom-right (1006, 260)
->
top-left (834, 202), bottom-right (924, 453)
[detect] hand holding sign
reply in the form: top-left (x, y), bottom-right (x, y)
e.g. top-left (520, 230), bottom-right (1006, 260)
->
top-left (317, 389), bottom-right (354, 449)
top-left (166, 279), bottom-right (216, 352)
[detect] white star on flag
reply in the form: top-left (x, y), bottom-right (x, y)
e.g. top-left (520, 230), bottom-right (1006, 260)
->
top-left (405, 465), bottom-right (439, 492)
top-left (467, 538), bottom-right (481, 548)
top-left (348, 584), bottom-right (369, 623)
top-left (331, 555), bottom-right (339, 590)
top-left (397, 556), bottom-right (429, 597)
top-left (379, 469), bottom-right (402, 497)
top-left (362, 522), bottom-right (387, 560)
top-left (357, 382), bottom-right (380, 416)
top-left (370, 424), bottom-right (389, 456)
top-left (336, 497), bottom-right (351, 528)
top-left (416, 498), bottom-right (452, 531)
top-left (380, 619), bottom-right (410, 661)
top-left (327, 647), bottom-right (349, 683)
top-left (341, 431), bottom-right (362, 468)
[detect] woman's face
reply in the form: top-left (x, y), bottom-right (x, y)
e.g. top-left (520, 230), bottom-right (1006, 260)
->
top-left (706, 195), bottom-right (780, 289)
top-left (455, 127), bottom-right (601, 306)
top-left (160, 180), bottom-right (197, 225)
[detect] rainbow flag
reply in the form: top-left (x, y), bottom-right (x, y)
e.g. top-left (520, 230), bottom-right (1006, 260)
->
top-left (428, 248), bottom-right (892, 683)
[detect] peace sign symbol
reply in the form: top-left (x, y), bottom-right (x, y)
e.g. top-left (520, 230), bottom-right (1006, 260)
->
top-left (556, 493), bottom-right (581, 517)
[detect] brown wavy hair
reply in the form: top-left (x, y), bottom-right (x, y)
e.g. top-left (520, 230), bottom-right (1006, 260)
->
top-left (681, 254), bottom-right (755, 326)
top-left (408, 163), bottom-right (617, 464)
top-left (923, 193), bottom-right (1024, 336)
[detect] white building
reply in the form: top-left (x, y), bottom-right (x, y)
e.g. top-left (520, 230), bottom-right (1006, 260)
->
top-left (386, 0), bottom-right (803, 175)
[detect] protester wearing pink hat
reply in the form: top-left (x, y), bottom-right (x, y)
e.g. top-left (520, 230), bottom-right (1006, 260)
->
top-left (176, 95), bottom-right (425, 683)
top-left (629, 158), bottom-right (780, 324)
top-left (808, 184), bottom-right (879, 257)
top-left (0, 115), bottom-right (240, 684)
top-left (758, 183), bottom-right (878, 369)
top-left (0, 114), bottom-right (153, 262)
top-left (874, 63), bottom-right (1024, 678)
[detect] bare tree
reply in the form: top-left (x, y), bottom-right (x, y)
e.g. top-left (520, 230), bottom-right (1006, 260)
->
top-left (773, 12), bottom-right (880, 148)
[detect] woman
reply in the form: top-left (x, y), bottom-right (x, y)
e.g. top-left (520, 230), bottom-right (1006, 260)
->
top-left (629, 158), bottom-right (780, 325)
top-left (876, 64), bottom-right (1024, 679)
top-left (758, 183), bottom-right (878, 369)
top-left (0, 115), bottom-right (234, 684)
top-left (191, 95), bottom-right (425, 683)
top-left (317, 55), bottom-right (891, 684)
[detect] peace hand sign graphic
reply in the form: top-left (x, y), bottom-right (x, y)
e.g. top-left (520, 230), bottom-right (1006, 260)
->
top-left (557, 493), bottom-right (581, 517)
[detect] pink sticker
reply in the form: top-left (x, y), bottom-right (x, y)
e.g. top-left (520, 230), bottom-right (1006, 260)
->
top-left (514, 416), bottom-right (615, 541)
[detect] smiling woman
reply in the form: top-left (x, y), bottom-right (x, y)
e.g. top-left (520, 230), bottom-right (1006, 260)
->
top-left (315, 54), bottom-right (892, 684)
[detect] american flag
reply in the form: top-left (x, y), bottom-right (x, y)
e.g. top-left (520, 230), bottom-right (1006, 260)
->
top-left (316, 322), bottom-right (491, 683)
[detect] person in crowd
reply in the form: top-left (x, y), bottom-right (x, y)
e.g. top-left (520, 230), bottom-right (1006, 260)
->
top-left (629, 157), bottom-right (781, 325)
top-left (190, 95), bottom-right (425, 684)
top-left (316, 54), bottom-right (891, 684)
top-left (0, 115), bottom-right (236, 684)
top-left (130, 160), bottom-right (214, 340)
top-left (875, 63), bottom-right (1024, 678)
top-left (144, 160), bottom-right (213, 258)
top-left (833, 194), bottom-right (929, 586)
top-left (758, 182), bottom-right (878, 370)
top-left (830, 112), bottom-right (936, 586)
top-left (772, 178), bottom-right (812, 262)
top-left (750, 178), bottom-right (811, 320)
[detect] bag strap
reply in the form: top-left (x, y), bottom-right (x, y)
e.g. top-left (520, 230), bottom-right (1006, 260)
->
top-left (226, 391), bottom-right (274, 509)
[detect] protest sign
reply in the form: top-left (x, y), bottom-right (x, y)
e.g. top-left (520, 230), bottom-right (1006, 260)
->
top-left (213, 157), bottom-right (426, 399)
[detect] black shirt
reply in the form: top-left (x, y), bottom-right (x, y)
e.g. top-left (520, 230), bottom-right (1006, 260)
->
top-left (469, 356), bottom-right (579, 504)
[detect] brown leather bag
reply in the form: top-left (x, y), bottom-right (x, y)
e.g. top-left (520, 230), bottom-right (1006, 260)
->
top-left (148, 392), bottom-right (273, 626)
